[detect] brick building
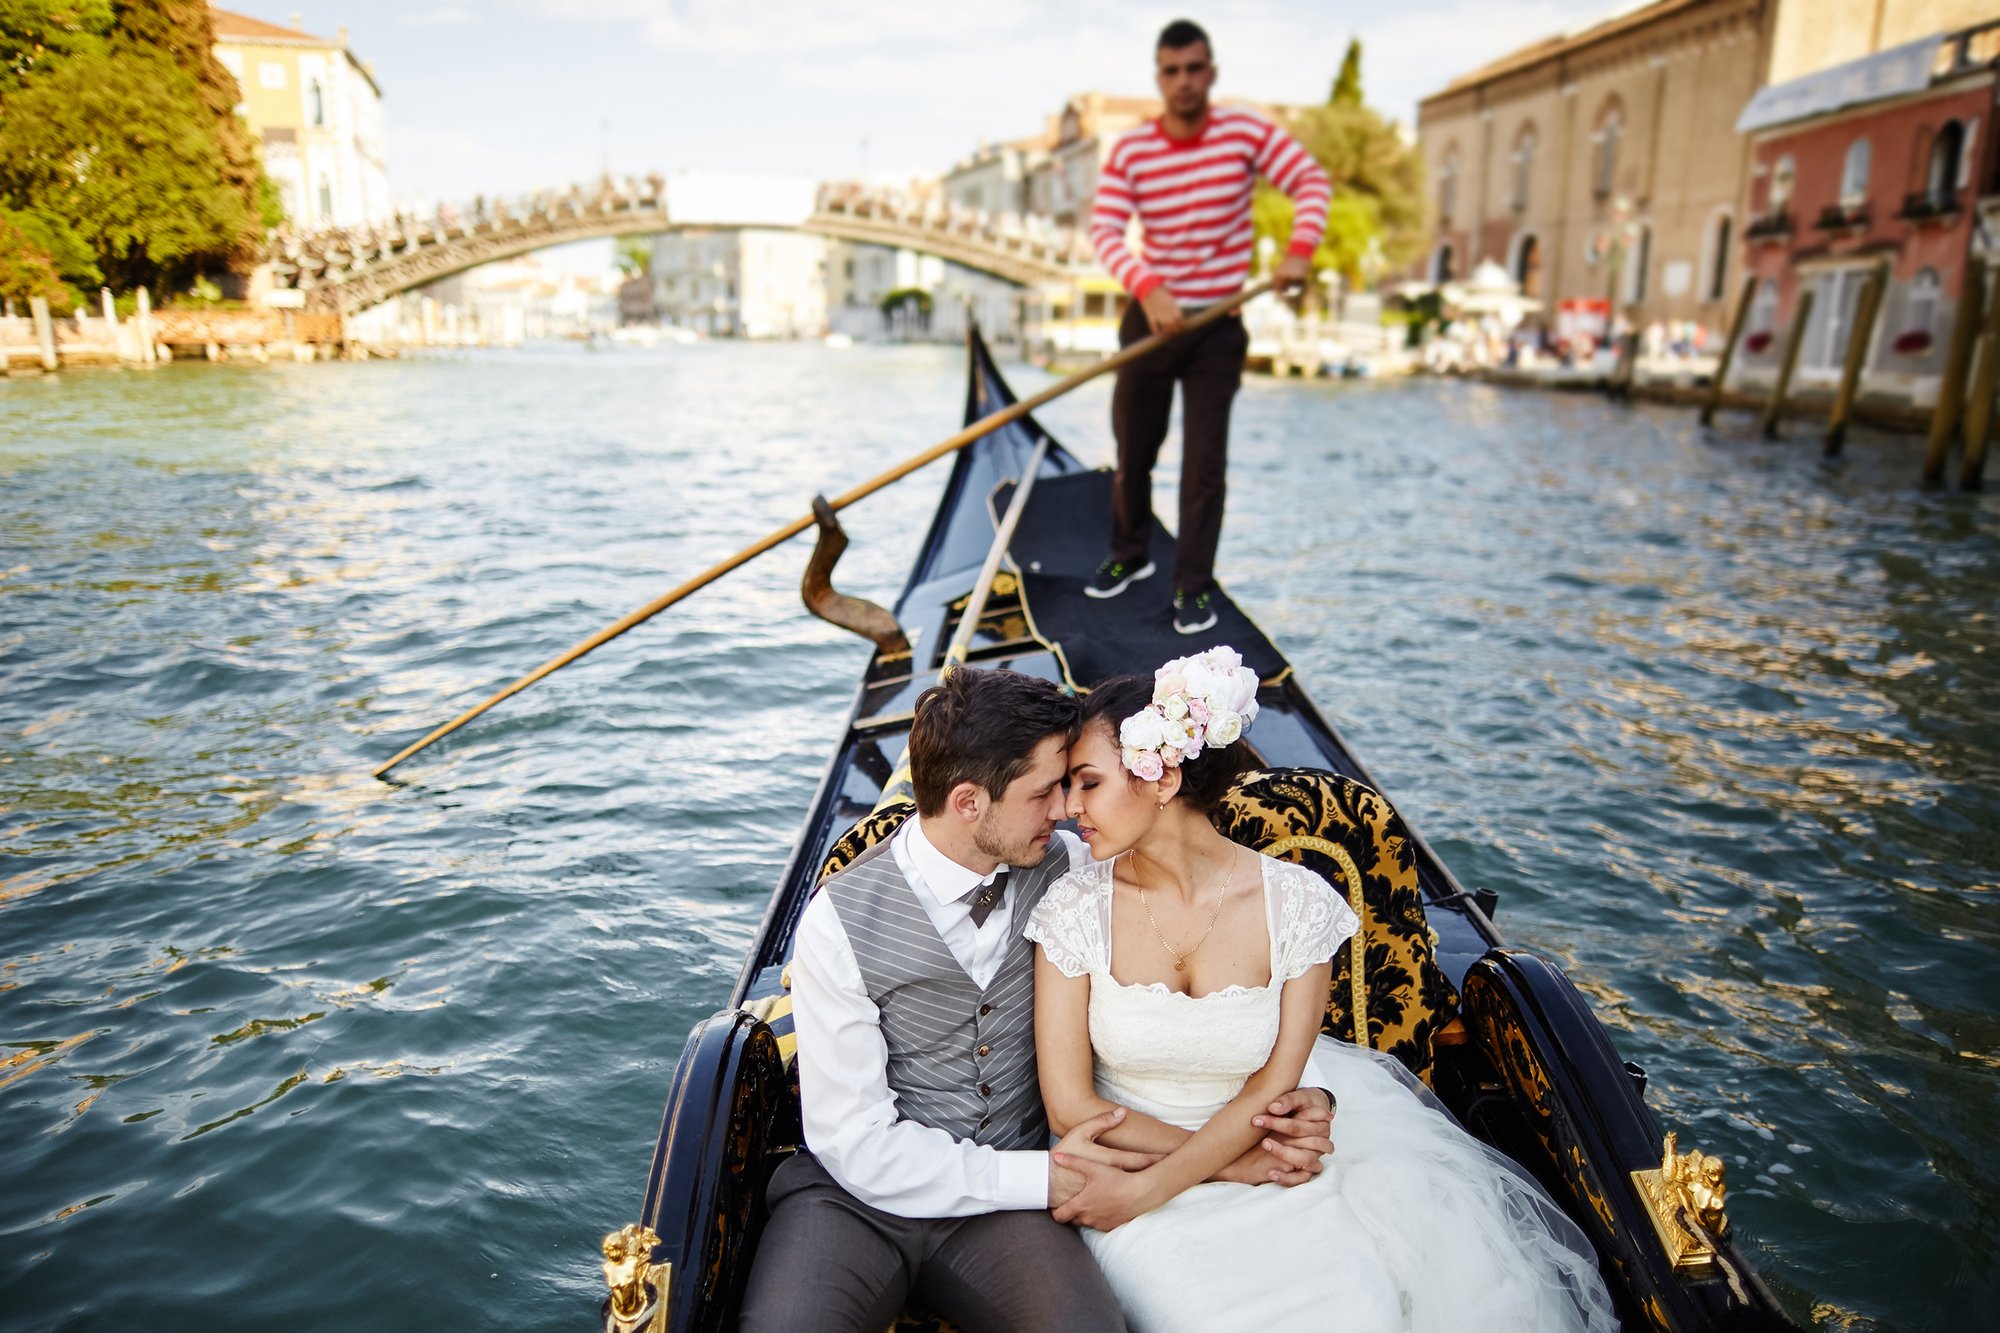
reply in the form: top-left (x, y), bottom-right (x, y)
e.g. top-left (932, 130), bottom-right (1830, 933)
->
top-left (1413, 0), bottom-right (1999, 340)
top-left (1734, 19), bottom-right (1999, 402)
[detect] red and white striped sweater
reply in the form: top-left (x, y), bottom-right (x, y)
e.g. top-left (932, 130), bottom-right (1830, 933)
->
top-left (1090, 107), bottom-right (1331, 305)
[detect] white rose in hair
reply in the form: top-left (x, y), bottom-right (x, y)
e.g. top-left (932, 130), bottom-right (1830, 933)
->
top-left (1121, 708), bottom-right (1165, 753)
top-left (1181, 661), bottom-right (1218, 704)
top-left (1162, 694), bottom-right (1189, 721)
top-left (1207, 710), bottom-right (1243, 746)
top-left (1208, 645), bottom-right (1244, 673)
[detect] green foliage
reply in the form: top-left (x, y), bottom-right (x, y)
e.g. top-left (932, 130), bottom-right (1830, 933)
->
top-left (1254, 42), bottom-right (1423, 289)
top-left (880, 287), bottom-right (933, 318)
top-left (0, 205), bottom-right (70, 305)
top-left (1330, 38), bottom-right (1363, 107)
top-left (0, 45), bottom-right (255, 289)
top-left (11, 202), bottom-right (99, 289)
top-left (0, 0), bottom-right (113, 93)
top-left (614, 235), bottom-right (653, 277)
top-left (0, 0), bottom-right (273, 294)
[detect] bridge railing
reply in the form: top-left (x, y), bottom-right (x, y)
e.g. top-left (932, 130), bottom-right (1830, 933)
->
top-left (812, 182), bottom-right (1094, 270)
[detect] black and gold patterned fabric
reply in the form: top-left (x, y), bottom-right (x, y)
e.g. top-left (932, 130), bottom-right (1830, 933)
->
top-left (819, 799), bottom-right (918, 883)
top-left (1212, 768), bottom-right (1461, 1085)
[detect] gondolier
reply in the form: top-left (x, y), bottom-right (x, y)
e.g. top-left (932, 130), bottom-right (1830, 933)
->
top-left (1085, 18), bottom-right (1331, 635)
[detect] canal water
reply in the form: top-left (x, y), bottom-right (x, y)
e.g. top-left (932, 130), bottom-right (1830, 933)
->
top-left (1, 345), bottom-right (1994, 1331)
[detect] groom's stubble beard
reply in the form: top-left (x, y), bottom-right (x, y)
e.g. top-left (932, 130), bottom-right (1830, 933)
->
top-left (973, 810), bottom-right (1050, 868)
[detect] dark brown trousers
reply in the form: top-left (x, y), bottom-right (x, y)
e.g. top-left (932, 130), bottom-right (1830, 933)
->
top-left (738, 1153), bottom-right (1125, 1333)
top-left (1108, 299), bottom-right (1249, 597)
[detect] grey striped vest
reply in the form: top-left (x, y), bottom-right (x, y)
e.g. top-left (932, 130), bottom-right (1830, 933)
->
top-left (823, 835), bottom-right (1068, 1150)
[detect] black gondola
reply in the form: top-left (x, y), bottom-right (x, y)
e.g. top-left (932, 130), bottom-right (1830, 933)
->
top-left (597, 329), bottom-right (1800, 1333)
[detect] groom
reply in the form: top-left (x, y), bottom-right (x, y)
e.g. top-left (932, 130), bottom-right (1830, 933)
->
top-left (738, 668), bottom-right (1334, 1332)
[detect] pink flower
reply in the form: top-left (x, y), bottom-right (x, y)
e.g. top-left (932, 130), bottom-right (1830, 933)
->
top-left (1153, 672), bottom-right (1186, 702)
top-left (1129, 750), bottom-right (1164, 782)
top-left (1188, 699), bottom-right (1211, 725)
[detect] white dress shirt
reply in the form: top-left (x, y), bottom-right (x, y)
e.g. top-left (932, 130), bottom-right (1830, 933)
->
top-left (790, 818), bottom-right (1083, 1217)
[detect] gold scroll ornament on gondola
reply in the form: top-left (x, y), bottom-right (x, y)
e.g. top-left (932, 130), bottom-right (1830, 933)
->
top-left (1631, 1132), bottom-right (1730, 1275)
top-left (601, 1223), bottom-right (669, 1333)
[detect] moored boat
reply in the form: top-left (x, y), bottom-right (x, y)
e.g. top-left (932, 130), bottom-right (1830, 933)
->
top-left (597, 329), bottom-right (1800, 1333)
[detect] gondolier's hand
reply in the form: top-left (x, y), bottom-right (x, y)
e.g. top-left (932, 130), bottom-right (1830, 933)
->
top-left (1275, 254), bottom-right (1312, 302)
top-left (1140, 286), bottom-right (1185, 336)
top-left (1048, 1107), bottom-right (1160, 1208)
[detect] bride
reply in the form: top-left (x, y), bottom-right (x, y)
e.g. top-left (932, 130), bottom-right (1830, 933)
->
top-left (1023, 648), bottom-right (1618, 1333)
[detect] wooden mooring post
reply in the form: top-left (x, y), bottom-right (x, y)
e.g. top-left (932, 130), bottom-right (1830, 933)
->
top-left (29, 295), bottom-right (57, 371)
top-left (1701, 274), bottom-right (1757, 427)
top-left (1758, 287), bottom-right (1814, 440)
top-left (1926, 264), bottom-right (1990, 482)
top-left (1825, 261), bottom-right (1889, 456)
top-left (1960, 273), bottom-right (2000, 492)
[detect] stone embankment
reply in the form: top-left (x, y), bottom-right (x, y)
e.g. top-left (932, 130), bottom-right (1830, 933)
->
top-left (1, 294), bottom-right (345, 373)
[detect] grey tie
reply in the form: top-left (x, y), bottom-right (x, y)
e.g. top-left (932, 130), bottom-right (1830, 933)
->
top-left (968, 869), bottom-right (1010, 929)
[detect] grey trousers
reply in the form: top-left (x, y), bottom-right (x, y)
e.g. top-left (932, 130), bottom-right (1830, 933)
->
top-left (738, 1153), bottom-right (1126, 1333)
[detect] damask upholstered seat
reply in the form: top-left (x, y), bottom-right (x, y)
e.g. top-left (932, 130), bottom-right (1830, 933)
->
top-left (810, 769), bottom-right (1459, 1084)
top-left (818, 799), bottom-right (918, 882)
top-left (1211, 768), bottom-right (1461, 1086)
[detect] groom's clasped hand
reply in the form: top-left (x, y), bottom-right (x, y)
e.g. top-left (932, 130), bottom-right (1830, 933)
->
top-left (1051, 1090), bottom-right (1335, 1228)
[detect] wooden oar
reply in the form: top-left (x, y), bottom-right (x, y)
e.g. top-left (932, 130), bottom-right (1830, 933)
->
top-left (372, 280), bottom-right (1276, 779)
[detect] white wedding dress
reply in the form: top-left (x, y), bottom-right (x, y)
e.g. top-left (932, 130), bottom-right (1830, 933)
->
top-left (1024, 853), bottom-right (1618, 1333)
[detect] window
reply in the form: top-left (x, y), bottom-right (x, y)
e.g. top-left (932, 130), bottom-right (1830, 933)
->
top-left (1906, 267), bottom-right (1941, 336)
top-left (259, 62), bottom-right (286, 89)
top-left (1706, 212), bottom-right (1733, 301)
top-left (317, 176), bottom-right (333, 220)
top-left (218, 50), bottom-right (243, 78)
top-left (1593, 104), bottom-right (1622, 198)
top-left (310, 78), bottom-right (325, 127)
top-left (1438, 148), bottom-right (1459, 225)
top-left (1750, 279), bottom-right (1778, 335)
top-left (1769, 155), bottom-right (1796, 214)
top-left (1623, 223), bottom-right (1651, 306)
top-left (1511, 127), bottom-right (1536, 212)
top-left (1840, 138), bottom-right (1871, 209)
top-left (1431, 243), bottom-right (1455, 283)
top-left (1514, 234), bottom-right (1542, 298)
top-left (1805, 267), bottom-right (1871, 370)
top-left (1927, 120), bottom-right (1965, 201)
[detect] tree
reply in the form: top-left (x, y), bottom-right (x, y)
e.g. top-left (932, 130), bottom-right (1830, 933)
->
top-left (0, 0), bottom-right (274, 294)
top-left (615, 235), bottom-right (654, 278)
top-left (1254, 42), bottom-right (1423, 289)
top-left (0, 46), bottom-right (255, 290)
top-left (0, 206), bottom-right (69, 305)
top-left (1330, 38), bottom-right (1363, 108)
top-left (0, 0), bottom-right (113, 94)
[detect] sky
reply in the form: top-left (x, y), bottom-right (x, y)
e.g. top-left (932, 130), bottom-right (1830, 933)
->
top-left (289, 0), bottom-right (1625, 208)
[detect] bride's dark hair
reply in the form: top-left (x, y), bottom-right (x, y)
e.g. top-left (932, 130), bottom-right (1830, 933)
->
top-left (1079, 675), bottom-right (1251, 814)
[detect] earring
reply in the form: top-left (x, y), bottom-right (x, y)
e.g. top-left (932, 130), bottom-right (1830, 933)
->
top-left (1157, 798), bottom-right (1166, 810)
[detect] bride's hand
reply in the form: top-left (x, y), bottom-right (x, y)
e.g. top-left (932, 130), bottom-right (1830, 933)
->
top-left (1214, 1089), bottom-right (1335, 1186)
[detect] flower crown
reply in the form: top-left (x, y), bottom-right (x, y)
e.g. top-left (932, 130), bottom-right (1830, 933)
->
top-left (1118, 645), bottom-right (1261, 783)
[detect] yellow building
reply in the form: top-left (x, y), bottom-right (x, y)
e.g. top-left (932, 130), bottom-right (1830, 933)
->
top-left (211, 7), bottom-right (388, 230)
top-left (1413, 0), bottom-right (1997, 336)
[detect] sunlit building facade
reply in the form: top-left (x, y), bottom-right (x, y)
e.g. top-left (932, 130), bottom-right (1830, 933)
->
top-left (211, 7), bottom-right (389, 229)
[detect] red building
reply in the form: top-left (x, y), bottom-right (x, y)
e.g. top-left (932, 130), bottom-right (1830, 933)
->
top-left (1734, 18), bottom-right (2000, 404)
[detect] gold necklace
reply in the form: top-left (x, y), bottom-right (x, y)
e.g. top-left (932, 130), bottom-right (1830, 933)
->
top-left (1136, 854), bottom-right (1237, 973)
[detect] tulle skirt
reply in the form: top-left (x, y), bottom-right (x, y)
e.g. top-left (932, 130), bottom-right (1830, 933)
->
top-left (1080, 1037), bottom-right (1619, 1333)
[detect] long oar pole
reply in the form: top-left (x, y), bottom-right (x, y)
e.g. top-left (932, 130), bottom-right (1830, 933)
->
top-left (372, 280), bottom-right (1277, 779)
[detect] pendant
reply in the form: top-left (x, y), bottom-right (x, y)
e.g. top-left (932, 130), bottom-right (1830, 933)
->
top-left (1174, 960), bottom-right (1186, 972)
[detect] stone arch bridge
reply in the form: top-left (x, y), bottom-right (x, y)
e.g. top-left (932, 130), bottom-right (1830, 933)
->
top-left (265, 178), bottom-right (1097, 316)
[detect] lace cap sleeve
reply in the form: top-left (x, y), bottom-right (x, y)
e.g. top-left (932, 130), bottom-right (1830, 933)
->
top-left (1023, 862), bottom-right (1106, 979)
top-left (1272, 858), bottom-right (1361, 982)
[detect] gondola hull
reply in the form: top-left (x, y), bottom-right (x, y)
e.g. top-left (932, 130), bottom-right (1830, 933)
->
top-left (608, 331), bottom-right (1797, 1333)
